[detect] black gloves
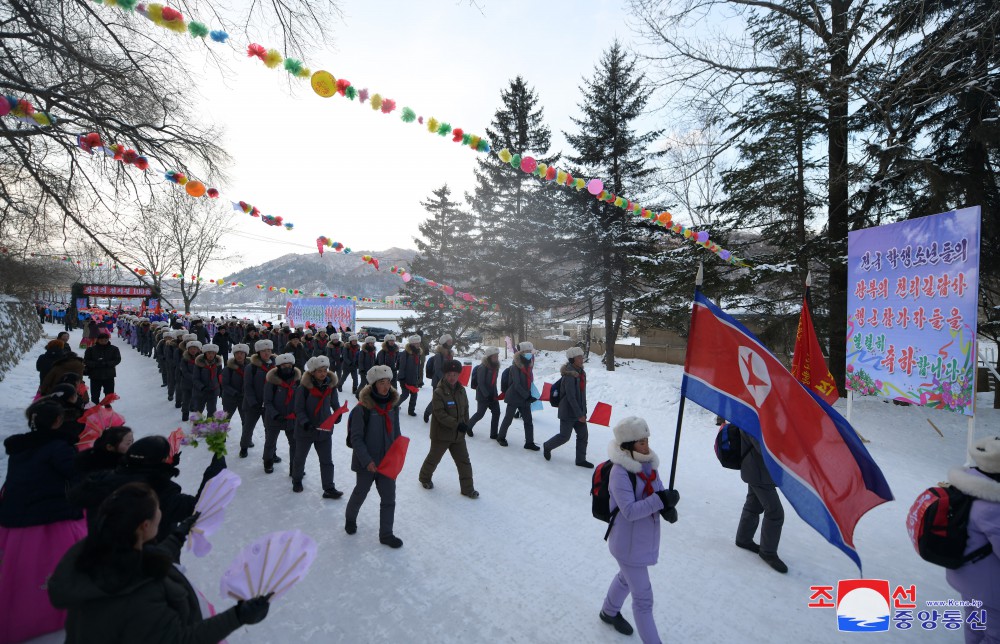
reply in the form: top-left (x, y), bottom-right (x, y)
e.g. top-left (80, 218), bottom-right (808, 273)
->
top-left (657, 489), bottom-right (680, 523)
top-left (235, 594), bottom-right (273, 625)
top-left (656, 489), bottom-right (680, 510)
top-left (527, 397), bottom-right (537, 404)
top-left (457, 422), bottom-right (470, 436)
top-left (173, 511), bottom-right (201, 540)
top-left (302, 422), bottom-right (314, 432)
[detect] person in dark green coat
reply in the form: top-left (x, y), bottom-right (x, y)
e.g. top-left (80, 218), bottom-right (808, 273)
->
top-left (48, 482), bottom-right (272, 644)
top-left (418, 359), bottom-right (478, 498)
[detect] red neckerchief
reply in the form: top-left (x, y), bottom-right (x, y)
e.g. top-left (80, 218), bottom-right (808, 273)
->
top-left (372, 402), bottom-right (394, 436)
top-left (309, 381), bottom-right (333, 417)
top-left (490, 365), bottom-right (498, 387)
top-left (580, 369), bottom-right (586, 392)
top-left (519, 364), bottom-right (533, 387)
top-left (384, 347), bottom-right (398, 362)
top-left (278, 376), bottom-right (297, 417)
top-left (637, 470), bottom-right (657, 498)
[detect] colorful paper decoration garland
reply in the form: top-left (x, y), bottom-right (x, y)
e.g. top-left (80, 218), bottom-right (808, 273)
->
top-left (0, 95), bottom-right (56, 127)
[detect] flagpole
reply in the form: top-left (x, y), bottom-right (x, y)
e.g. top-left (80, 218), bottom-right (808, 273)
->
top-left (668, 263), bottom-right (702, 491)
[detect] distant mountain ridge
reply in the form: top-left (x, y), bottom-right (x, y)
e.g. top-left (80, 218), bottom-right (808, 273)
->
top-left (196, 247), bottom-right (417, 306)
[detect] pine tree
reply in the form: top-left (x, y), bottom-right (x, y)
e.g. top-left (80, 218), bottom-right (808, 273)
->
top-left (466, 76), bottom-right (566, 344)
top-left (399, 185), bottom-right (485, 349)
top-left (563, 41), bottom-right (669, 371)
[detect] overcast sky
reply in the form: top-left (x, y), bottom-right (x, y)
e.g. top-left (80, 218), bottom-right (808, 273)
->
top-left (183, 0), bottom-right (661, 275)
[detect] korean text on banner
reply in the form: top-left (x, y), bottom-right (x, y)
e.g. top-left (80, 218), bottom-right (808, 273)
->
top-left (846, 207), bottom-right (980, 416)
top-left (285, 297), bottom-right (356, 330)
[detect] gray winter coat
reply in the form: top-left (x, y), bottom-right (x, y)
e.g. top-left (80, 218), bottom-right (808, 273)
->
top-left (474, 357), bottom-right (499, 402)
top-left (557, 362), bottom-right (587, 420)
top-left (221, 357), bottom-right (247, 398)
top-left (191, 354), bottom-right (223, 396)
top-left (396, 344), bottom-right (425, 387)
top-left (426, 346), bottom-right (453, 388)
top-left (503, 352), bottom-right (534, 406)
top-left (294, 371), bottom-right (340, 430)
top-left (263, 367), bottom-right (301, 422)
top-left (349, 386), bottom-right (401, 472)
top-left (739, 429), bottom-right (775, 487)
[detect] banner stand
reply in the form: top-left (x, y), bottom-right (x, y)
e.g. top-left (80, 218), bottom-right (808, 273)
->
top-left (966, 337), bottom-right (979, 467)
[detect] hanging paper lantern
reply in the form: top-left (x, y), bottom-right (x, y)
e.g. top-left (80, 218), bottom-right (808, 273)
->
top-left (696, 231), bottom-right (709, 243)
top-left (587, 179), bottom-right (604, 195)
top-left (402, 273), bottom-right (412, 283)
top-left (0, 101), bottom-right (9, 117)
top-left (207, 188), bottom-right (219, 198)
top-left (311, 71), bottom-right (336, 98)
top-left (719, 250), bottom-right (731, 261)
top-left (657, 212), bottom-right (672, 225)
top-left (520, 156), bottom-right (537, 173)
top-left (498, 149), bottom-right (513, 164)
top-left (185, 181), bottom-right (206, 197)
top-left (545, 166), bottom-right (557, 181)
top-left (256, 284), bottom-right (263, 289)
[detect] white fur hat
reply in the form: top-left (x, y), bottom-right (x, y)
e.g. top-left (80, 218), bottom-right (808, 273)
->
top-left (349, 334), bottom-right (359, 342)
top-left (202, 344), bottom-right (219, 353)
top-left (274, 353), bottom-right (295, 367)
top-left (519, 341), bottom-right (535, 353)
top-left (254, 339), bottom-right (274, 352)
top-left (408, 335), bottom-right (421, 345)
top-left (186, 340), bottom-right (203, 351)
top-left (305, 355), bottom-right (330, 372)
top-left (232, 344), bottom-right (250, 355)
top-left (970, 436), bottom-right (1000, 474)
top-left (385, 334), bottom-right (396, 342)
top-left (367, 364), bottom-right (393, 383)
top-left (438, 334), bottom-right (453, 345)
top-left (566, 346), bottom-right (584, 360)
top-left (182, 333), bottom-right (197, 342)
top-left (364, 336), bottom-right (376, 344)
top-left (484, 346), bottom-right (500, 357)
top-left (613, 416), bottom-right (650, 446)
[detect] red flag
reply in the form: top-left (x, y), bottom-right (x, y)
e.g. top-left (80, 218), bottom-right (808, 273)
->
top-left (588, 402), bottom-right (612, 426)
top-left (458, 364), bottom-right (472, 387)
top-left (167, 427), bottom-right (185, 464)
top-left (376, 435), bottom-right (410, 479)
top-left (791, 288), bottom-right (838, 405)
top-left (540, 382), bottom-right (552, 402)
top-left (319, 402), bottom-right (349, 430)
top-left (682, 291), bottom-right (891, 569)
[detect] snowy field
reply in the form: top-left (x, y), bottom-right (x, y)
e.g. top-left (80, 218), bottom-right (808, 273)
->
top-left (4, 323), bottom-right (993, 643)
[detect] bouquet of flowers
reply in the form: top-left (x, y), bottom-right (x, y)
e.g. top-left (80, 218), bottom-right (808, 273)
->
top-left (183, 411), bottom-right (232, 457)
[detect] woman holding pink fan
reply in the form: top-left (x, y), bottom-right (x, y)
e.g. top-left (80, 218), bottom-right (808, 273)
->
top-left (49, 482), bottom-right (272, 642)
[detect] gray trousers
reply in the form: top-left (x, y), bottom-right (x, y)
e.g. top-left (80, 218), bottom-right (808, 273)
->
top-left (263, 416), bottom-right (295, 463)
top-left (346, 469), bottom-right (396, 538)
top-left (291, 426), bottom-right (334, 490)
top-left (736, 484), bottom-right (784, 555)
top-left (498, 402), bottom-right (534, 444)
top-left (468, 399), bottom-right (500, 437)
top-left (240, 404), bottom-right (263, 449)
top-left (543, 419), bottom-right (589, 462)
top-left (396, 387), bottom-right (418, 413)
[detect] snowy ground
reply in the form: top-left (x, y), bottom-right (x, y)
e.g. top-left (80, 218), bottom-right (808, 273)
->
top-left (4, 322), bottom-right (991, 643)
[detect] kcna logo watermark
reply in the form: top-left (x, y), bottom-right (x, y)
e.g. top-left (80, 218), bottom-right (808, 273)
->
top-left (808, 579), bottom-right (987, 633)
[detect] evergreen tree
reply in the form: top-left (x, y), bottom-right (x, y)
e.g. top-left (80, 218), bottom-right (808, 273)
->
top-left (466, 76), bottom-right (567, 344)
top-left (399, 185), bottom-right (485, 350)
top-left (563, 41), bottom-right (669, 371)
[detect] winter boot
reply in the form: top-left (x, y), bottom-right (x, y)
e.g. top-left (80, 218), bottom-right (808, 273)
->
top-left (263, 460), bottom-right (274, 474)
top-left (379, 534), bottom-right (403, 549)
top-left (322, 487), bottom-right (344, 499)
top-left (576, 460), bottom-right (595, 469)
top-left (345, 520), bottom-right (357, 535)
top-left (760, 552), bottom-right (788, 573)
top-left (524, 443), bottom-right (540, 451)
top-left (600, 611), bottom-right (634, 636)
top-left (736, 540), bottom-right (760, 553)
top-left (292, 481), bottom-right (303, 493)
top-left (239, 448), bottom-right (248, 459)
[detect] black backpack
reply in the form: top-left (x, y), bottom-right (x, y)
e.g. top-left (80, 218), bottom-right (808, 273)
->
top-left (548, 379), bottom-right (561, 407)
top-left (425, 354), bottom-right (436, 379)
top-left (591, 460), bottom-right (636, 541)
top-left (714, 423), bottom-right (743, 470)
top-left (907, 484), bottom-right (993, 569)
top-left (344, 406), bottom-right (372, 449)
top-left (500, 367), bottom-right (512, 394)
top-left (470, 364), bottom-right (480, 388)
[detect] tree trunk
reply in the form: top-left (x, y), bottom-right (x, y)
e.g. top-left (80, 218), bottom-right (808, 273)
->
top-left (583, 297), bottom-right (594, 360)
top-left (827, 0), bottom-right (850, 396)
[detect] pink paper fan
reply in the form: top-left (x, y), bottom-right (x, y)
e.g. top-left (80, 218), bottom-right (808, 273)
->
top-left (187, 469), bottom-right (241, 557)
top-left (220, 530), bottom-right (317, 602)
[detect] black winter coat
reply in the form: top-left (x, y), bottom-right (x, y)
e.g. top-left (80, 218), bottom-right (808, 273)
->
top-left (474, 357), bottom-right (499, 402)
top-left (243, 353), bottom-right (275, 408)
top-left (221, 357), bottom-right (247, 398)
top-left (739, 429), bottom-right (775, 487)
top-left (359, 346), bottom-right (378, 376)
top-left (263, 367), bottom-right (301, 422)
top-left (212, 330), bottom-right (232, 355)
top-left (396, 344), bottom-right (425, 387)
top-left (0, 430), bottom-right (83, 527)
top-left (84, 342), bottom-right (122, 380)
top-left (294, 371), bottom-right (341, 430)
top-left (49, 539), bottom-right (243, 644)
top-left (192, 354), bottom-right (223, 397)
top-left (376, 344), bottom-right (400, 381)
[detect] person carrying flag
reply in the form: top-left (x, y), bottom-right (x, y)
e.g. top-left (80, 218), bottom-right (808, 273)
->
top-left (733, 423), bottom-right (787, 573)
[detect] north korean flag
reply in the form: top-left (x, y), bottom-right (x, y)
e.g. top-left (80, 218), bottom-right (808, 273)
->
top-left (683, 291), bottom-right (892, 570)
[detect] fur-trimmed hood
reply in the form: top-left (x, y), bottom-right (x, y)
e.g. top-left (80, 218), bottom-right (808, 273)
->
top-left (405, 343), bottom-right (423, 356)
top-left (436, 345), bottom-right (453, 360)
top-left (357, 385), bottom-right (399, 410)
top-left (226, 357), bottom-right (248, 370)
top-left (381, 341), bottom-right (399, 353)
top-left (265, 366), bottom-right (301, 385)
top-left (948, 467), bottom-right (1000, 503)
top-left (513, 353), bottom-right (532, 370)
top-left (607, 441), bottom-right (660, 474)
top-left (481, 356), bottom-right (500, 368)
top-left (194, 354), bottom-right (223, 368)
top-left (326, 339), bottom-right (343, 349)
top-left (250, 354), bottom-right (273, 368)
top-left (560, 363), bottom-right (583, 378)
top-left (301, 370), bottom-right (338, 390)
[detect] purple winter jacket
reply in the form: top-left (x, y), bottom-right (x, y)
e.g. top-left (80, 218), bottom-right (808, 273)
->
top-left (607, 443), bottom-right (666, 566)
top-left (945, 467), bottom-right (1000, 608)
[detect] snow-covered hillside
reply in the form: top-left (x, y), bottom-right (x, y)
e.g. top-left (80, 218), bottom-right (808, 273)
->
top-left (3, 323), bottom-right (988, 643)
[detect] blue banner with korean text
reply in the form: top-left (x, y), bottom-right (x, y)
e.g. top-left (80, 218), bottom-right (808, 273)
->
top-left (846, 207), bottom-right (981, 416)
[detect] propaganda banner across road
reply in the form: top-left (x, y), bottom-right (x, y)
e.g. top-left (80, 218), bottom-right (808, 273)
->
top-left (81, 284), bottom-right (153, 297)
top-left (285, 297), bottom-right (356, 331)
top-left (846, 207), bottom-right (981, 416)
